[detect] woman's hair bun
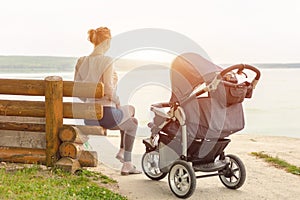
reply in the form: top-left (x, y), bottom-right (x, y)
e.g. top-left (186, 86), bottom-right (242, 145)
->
top-left (87, 27), bottom-right (111, 46)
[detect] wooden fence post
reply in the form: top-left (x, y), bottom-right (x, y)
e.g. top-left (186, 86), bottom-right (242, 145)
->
top-left (45, 76), bottom-right (63, 166)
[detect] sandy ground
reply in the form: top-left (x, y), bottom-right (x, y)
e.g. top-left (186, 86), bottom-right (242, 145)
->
top-left (88, 134), bottom-right (300, 200)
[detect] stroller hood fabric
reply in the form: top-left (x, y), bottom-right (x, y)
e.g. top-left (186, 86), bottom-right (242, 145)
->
top-left (170, 52), bottom-right (222, 103)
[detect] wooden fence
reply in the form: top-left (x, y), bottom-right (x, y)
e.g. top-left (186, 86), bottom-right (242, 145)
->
top-left (0, 76), bottom-right (105, 167)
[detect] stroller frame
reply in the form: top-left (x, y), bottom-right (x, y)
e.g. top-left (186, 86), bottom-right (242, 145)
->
top-left (142, 63), bottom-right (261, 199)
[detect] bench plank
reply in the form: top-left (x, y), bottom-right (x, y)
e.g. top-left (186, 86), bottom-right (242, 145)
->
top-left (0, 147), bottom-right (46, 164)
top-left (0, 100), bottom-right (103, 120)
top-left (0, 79), bottom-right (104, 98)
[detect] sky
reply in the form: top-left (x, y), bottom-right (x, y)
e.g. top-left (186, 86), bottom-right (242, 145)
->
top-left (1, 0), bottom-right (300, 64)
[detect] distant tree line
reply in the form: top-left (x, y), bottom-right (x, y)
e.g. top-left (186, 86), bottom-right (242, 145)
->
top-left (0, 56), bottom-right (77, 72)
top-left (0, 56), bottom-right (299, 74)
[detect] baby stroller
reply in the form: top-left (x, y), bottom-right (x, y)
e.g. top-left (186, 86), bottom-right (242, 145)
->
top-left (142, 53), bottom-right (261, 198)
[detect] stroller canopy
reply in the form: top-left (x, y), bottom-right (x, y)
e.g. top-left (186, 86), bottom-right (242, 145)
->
top-left (170, 52), bottom-right (222, 103)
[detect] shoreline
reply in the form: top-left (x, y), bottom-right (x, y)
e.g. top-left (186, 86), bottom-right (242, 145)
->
top-left (92, 133), bottom-right (300, 171)
top-left (89, 133), bottom-right (300, 199)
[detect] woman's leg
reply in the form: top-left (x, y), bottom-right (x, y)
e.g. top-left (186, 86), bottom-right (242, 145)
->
top-left (115, 105), bottom-right (135, 162)
top-left (115, 130), bottom-right (125, 163)
top-left (110, 105), bottom-right (140, 175)
top-left (119, 105), bottom-right (134, 149)
top-left (117, 117), bottom-right (141, 175)
top-left (117, 117), bottom-right (138, 162)
top-left (120, 130), bottom-right (124, 149)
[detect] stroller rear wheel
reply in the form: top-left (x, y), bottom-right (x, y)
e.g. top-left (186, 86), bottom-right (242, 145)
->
top-left (219, 154), bottom-right (246, 189)
top-left (168, 160), bottom-right (196, 199)
top-left (141, 150), bottom-right (168, 181)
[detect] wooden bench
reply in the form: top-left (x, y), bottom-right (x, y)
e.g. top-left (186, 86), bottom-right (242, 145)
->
top-left (0, 76), bottom-right (106, 172)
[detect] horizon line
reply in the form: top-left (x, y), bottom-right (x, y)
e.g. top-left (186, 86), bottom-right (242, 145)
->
top-left (1, 54), bottom-right (300, 65)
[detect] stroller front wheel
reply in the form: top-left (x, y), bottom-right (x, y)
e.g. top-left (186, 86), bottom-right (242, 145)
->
top-left (141, 150), bottom-right (168, 181)
top-left (219, 154), bottom-right (246, 189)
top-left (168, 160), bottom-right (196, 199)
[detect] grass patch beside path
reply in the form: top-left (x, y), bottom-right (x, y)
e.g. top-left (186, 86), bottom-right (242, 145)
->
top-left (251, 151), bottom-right (300, 176)
top-left (0, 164), bottom-right (127, 200)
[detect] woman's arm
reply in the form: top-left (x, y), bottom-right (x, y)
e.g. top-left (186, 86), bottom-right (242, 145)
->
top-left (73, 57), bottom-right (86, 102)
top-left (102, 64), bottom-right (120, 105)
top-left (74, 57), bottom-right (85, 81)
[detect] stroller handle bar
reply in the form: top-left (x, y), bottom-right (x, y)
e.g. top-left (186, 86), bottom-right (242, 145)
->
top-left (219, 64), bottom-right (261, 89)
top-left (181, 64), bottom-right (261, 106)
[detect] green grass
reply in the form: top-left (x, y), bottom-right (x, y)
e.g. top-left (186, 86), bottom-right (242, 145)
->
top-left (0, 165), bottom-right (127, 200)
top-left (251, 151), bottom-right (300, 176)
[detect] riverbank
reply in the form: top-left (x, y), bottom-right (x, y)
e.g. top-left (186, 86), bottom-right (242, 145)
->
top-left (89, 134), bottom-right (300, 199)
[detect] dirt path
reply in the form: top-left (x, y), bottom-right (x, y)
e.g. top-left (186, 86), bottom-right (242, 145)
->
top-left (90, 134), bottom-right (300, 199)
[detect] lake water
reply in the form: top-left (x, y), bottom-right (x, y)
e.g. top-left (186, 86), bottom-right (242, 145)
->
top-left (1, 68), bottom-right (299, 138)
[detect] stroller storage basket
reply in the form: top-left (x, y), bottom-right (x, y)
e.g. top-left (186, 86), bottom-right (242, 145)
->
top-left (188, 138), bottom-right (230, 164)
top-left (159, 133), bottom-right (230, 164)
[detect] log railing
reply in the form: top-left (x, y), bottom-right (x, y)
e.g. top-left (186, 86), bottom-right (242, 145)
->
top-left (0, 76), bottom-right (105, 167)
